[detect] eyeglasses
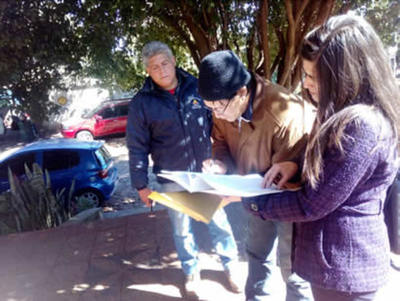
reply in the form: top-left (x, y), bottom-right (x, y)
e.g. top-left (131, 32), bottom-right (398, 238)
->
top-left (203, 93), bottom-right (236, 113)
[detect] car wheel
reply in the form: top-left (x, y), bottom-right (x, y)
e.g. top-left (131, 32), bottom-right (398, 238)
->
top-left (75, 130), bottom-right (94, 141)
top-left (74, 189), bottom-right (104, 212)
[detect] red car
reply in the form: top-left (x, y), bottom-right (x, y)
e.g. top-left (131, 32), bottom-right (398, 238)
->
top-left (61, 99), bottom-right (130, 140)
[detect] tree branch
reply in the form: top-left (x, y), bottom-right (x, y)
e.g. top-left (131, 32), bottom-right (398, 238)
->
top-left (316, 0), bottom-right (335, 25)
top-left (162, 16), bottom-right (201, 66)
top-left (246, 24), bottom-right (256, 71)
top-left (279, 0), bottom-right (296, 87)
top-left (258, 0), bottom-right (270, 79)
top-left (217, 0), bottom-right (229, 49)
top-left (271, 25), bottom-right (285, 79)
top-left (295, 0), bottom-right (311, 26)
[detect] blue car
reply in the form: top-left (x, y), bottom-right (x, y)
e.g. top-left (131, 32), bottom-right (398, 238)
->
top-left (0, 138), bottom-right (118, 207)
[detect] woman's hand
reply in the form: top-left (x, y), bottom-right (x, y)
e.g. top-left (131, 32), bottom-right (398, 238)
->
top-left (202, 158), bottom-right (227, 174)
top-left (262, 161), bottom-right (299, 189)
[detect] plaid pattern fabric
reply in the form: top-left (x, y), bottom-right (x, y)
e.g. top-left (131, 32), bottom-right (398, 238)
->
top-left (244, 115), bottom-right (398, 292)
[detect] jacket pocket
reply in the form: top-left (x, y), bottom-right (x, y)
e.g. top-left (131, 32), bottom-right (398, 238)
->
top-left (313, 226), bottom-right (333, 270)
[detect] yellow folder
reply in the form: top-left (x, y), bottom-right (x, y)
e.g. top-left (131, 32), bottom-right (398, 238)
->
top-left (149, 191), bottom-right (224, 224)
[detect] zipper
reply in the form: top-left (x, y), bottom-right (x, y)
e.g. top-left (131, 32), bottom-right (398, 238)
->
top-left (152, 75), bottom-right (199, 172)
top-left (174, 85), bottom-right (197, 172)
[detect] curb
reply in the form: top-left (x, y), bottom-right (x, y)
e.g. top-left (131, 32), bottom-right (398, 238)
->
top-left (62, 207), bottom-right (104, 225)
top-left (103, 204), bottom-right (166, 219)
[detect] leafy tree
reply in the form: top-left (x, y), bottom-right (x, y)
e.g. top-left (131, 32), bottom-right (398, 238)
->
top-left (72, 0), bottom-right (142, 92)
top-left (0, 0), bottom-right (84, 124)
top-left (0, 0), bottom-right (397, 124)
top-left (79, 0), bottom-right (340, 90)
top-left (357, 0), bottom-right (400, 46)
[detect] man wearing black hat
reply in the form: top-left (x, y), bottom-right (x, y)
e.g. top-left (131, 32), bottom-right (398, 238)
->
top-left (198, 50), bottom-right (314, 301)
top-left (127, 42), bottom-right (241, 299)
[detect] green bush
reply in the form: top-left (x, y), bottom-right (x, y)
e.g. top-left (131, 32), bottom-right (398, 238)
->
top-left (0, 163), bottom-right (74, 235)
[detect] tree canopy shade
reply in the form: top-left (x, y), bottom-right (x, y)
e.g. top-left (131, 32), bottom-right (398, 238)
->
top-left (361, 0), bottom-right (400, 46)
top-left (0, 0), bottom-right (398, 124)
top-left (88, 0), bottom-right (399, 89)
top-left (75, 0), bottom-right (338, 91)
top-left (0, 0), bottom-right (86, 123)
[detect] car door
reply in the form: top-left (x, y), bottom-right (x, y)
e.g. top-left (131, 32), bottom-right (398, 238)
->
top-left (113, 103), bottom-right (129, 134)
top-left (93, 105), bottom-right (118, 136)
top-left (0, 152), bottom-right (36, 192)
top-left (42, 149), bottom-right (80, 194)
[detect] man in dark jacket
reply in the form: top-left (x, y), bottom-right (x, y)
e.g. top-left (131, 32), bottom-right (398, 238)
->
top-left (127, 41), bottom-right (241, 299)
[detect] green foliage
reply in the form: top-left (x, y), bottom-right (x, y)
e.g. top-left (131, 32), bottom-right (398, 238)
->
top-left (0, 163), bottom-right (73, 235)
top-left (357, 0), bottom-right (400, 46)
top-left (0, 0), bottom-right (85, 123)
top-left (0, 0), bottom-right (398, 122)
top-left (73, 0), bottom-right (336, 89)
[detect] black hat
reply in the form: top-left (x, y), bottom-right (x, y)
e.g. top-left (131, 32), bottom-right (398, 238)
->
top-left (198, 50), bottom-right (251, 101)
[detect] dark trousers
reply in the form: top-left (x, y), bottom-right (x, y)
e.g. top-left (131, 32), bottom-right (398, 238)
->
top-left (312, 285), bottom-right (378, 301)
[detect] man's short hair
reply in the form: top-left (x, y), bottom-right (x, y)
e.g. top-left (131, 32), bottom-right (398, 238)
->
top-left (142, 41), bottom-right (174, 67)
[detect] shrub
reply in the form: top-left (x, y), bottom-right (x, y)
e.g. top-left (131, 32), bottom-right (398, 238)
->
top-left (0, 163), bottom-right (74, 235)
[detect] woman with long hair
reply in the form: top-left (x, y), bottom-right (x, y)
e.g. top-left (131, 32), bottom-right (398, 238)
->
top-left (245, 14), bottom-right (400, 301)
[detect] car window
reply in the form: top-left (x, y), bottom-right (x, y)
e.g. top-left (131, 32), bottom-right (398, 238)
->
top-left (82, 107), bottom-right (97, 118)
top-left (116, 104), bottom-right (128, 117)
top-left (0, 152), bottom-right (35, 178)
top-left (43, 150), bottom-right (80, 171)
top-left (94, 146), bottom-right (112, 168)
top-left (98, 106), bottom-right (116, 119)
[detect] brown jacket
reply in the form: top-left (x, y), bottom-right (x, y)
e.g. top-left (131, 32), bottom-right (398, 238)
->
top-left (212, 74), bottom-right (314, 175)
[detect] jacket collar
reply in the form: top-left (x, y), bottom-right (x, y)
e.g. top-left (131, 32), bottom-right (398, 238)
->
top-left (233, 74), bottom-right (270, 154)
top-left (251, 73), bottom-right (272, 122)
top-left (241, 75), bottom-right (256, 121)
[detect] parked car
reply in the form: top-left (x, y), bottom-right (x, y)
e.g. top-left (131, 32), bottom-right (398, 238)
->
top-left (61, 99), bottom-right (130, 140)
top-left (0, 138), bottom-right (118, 207)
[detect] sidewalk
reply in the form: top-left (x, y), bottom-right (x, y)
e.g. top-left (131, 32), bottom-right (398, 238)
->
top-left (0, 203), bottom-right (399, 300)
top-left (0, 204), bottom-right (250, 301)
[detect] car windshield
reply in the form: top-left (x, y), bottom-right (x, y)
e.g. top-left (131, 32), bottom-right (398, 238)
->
top-left (81, 107), bottom-right (99, 118)
top-left (95, 145), bottom-right (112, 168)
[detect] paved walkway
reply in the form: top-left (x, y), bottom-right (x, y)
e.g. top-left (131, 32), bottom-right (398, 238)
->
top-left (0, 206), bottom-right (249, 301)
top-left (0, 204), bottom-right (399, 300)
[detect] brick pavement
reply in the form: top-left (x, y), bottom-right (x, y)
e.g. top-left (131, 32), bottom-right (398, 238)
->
top-left (0, 208), bottom-right (250, 301)
top-left (0, 204), bottom-right (399, 300)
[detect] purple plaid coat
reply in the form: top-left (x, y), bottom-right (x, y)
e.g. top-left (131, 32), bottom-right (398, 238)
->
top-left (244, 110), bottom-right (398, 292)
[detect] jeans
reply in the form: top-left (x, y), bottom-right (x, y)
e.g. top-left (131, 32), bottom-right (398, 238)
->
top-left (167, 207), bottom-right (238, 276)
top-left (245, 212), bottom-right (313, 301)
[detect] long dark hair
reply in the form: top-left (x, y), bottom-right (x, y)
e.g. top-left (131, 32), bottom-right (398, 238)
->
top-left (301, 14), bottom-right (400, 188)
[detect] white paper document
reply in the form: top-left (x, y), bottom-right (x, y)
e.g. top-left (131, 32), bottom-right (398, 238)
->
top-left (158, 171), bottom-right (287, 197)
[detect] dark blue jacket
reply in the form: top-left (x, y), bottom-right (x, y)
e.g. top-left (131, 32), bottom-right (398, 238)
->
top-left (127, 68), bottom-right (212, 189)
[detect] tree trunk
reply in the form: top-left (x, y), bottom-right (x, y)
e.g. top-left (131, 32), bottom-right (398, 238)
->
top-left (279, 0), bottom-right (297, 88)
top-left (258, 0), bottom-right (270, 79)
top-left (247, 24), bottom-right (257, 71)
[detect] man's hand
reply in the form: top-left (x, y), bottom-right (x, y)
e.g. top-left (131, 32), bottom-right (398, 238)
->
top-left (221, 195), bottom-right (242, 207)
top-left (138, 187), bottom-right (153, 207)
top-left (262, 161), bottom-right (299, 189)
top-left (202, 158), bottom-right (227, 174)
